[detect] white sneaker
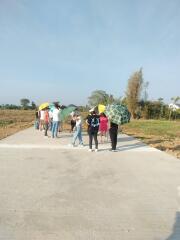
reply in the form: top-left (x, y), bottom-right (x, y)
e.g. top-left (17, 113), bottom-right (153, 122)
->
top-left (95, 149), bottom-right (98, 152)
top-left (68, 144), bottom-right (75, 147)
top-left (88, 149), bottom-right (93, 152)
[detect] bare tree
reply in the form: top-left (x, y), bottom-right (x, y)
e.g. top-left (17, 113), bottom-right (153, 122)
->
top-left (126, 68), bottom-right (143, 118)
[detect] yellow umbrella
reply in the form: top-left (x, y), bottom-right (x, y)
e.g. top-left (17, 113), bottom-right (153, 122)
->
top-left (98, 104), bottom-right (106, 114)
top-left (39, 102), bottom-right (49, 110)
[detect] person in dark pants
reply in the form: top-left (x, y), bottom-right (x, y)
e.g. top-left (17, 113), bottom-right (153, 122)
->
top-left (86, 111), bottom-right (100, 152)
top-left (70, 114), bottom-right (76, 133)
top-left (109, 122), bottom-right (118, 151)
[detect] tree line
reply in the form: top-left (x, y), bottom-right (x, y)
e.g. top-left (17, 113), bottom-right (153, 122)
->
top-left (1, 69), bottom-right (179, 120)
top-left (88, 68), bottom-right (180, 120)
top-left (0, 99), bottom-right (37, 110)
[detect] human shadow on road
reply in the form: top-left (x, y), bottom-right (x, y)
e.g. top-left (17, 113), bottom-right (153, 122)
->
top-left (117, 136), bottom-right (135, 142)
top-left (165, 212), bottom-right (180, 240)
top-left (57, 134), bottom-right (72, 138)
top-left (96, 142), bottom-right (146, 152)
top-left (59, 132), bottom-right (89, 138)
top-left (115, 142), bottom-right (147, 152)
top-left (59, 134), bottom-right (136, 142)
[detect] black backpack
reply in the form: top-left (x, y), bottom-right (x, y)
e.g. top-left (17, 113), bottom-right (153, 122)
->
top-left (90, 116), bottom-right (99, 129)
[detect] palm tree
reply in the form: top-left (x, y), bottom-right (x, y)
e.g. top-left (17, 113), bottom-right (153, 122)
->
top-left (171, 96), bottom-right (180, 104)
top-left (170, 96), bottom-right (180, 120)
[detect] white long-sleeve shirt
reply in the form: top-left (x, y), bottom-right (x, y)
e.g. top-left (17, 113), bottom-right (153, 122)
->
top-left (52, 108), bottom-right (60, 121)
top-left (40, 110), bottom-right (45, 120)
top-left (76, 117), bottom-right (82, 128)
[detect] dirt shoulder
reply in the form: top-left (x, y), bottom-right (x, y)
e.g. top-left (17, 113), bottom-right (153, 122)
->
top-left (0, 110), bottom-right (35, 140)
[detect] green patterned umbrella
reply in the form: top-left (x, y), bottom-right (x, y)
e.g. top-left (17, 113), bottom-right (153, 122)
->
top-left (60, 106), bottom-right (76, 121)
top-left (105, 104), bottom-right (131, 125)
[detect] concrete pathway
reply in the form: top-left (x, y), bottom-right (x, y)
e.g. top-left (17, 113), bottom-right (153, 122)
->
top-left (0, 127), bottom-right (180, 240)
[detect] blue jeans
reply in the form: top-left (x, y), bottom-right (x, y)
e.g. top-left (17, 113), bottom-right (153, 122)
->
top-left (52, 121), bottom-right (59, 138)
top-left (72, 126), bottom-right (83, 145)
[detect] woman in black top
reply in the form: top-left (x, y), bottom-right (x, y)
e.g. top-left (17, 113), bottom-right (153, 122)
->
top-left (86, 111), bottom-right (100, 152)
top-left (70, 118), bottom-right (76, 133)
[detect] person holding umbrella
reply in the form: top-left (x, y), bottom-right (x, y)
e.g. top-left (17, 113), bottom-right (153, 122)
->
top-left (38, 102), bottom-right (49, 131)
top-left (109, 122), bottom-right (118, 151)
top-left (105, 104), bottom-right (131, 152)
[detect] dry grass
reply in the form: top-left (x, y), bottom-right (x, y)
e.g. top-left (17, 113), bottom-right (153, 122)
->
top-left (0, 110), bottom-right (89, 139)
top-left (0, 110), bottom-right (35, 140)
top-left (122, 120), bottom-right (180, 159)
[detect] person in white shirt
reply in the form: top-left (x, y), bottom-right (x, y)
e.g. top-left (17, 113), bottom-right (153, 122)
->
top-left (39, 110), bottom-right (45, 131)
top-left (71, 113), bottom-right (83, 146)
top-left (52, 104), bottom-right (60, 138)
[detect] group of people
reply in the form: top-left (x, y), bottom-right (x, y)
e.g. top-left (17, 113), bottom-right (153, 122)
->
top-left (35, 105), bottom-right (119, 152)
top-left (35, 103), bottom-right (61, 138)
top-left (86, 110), bottom-right (118, 152)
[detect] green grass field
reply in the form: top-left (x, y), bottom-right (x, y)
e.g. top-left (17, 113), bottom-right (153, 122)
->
top-left (122, 120), bottom-right (180, 139)
top-left (122, 120), bottom-right (180, 158)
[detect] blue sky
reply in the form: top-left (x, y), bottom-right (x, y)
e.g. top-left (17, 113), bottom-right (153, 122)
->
top-left (0, 0), bottom-right (179, 105)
